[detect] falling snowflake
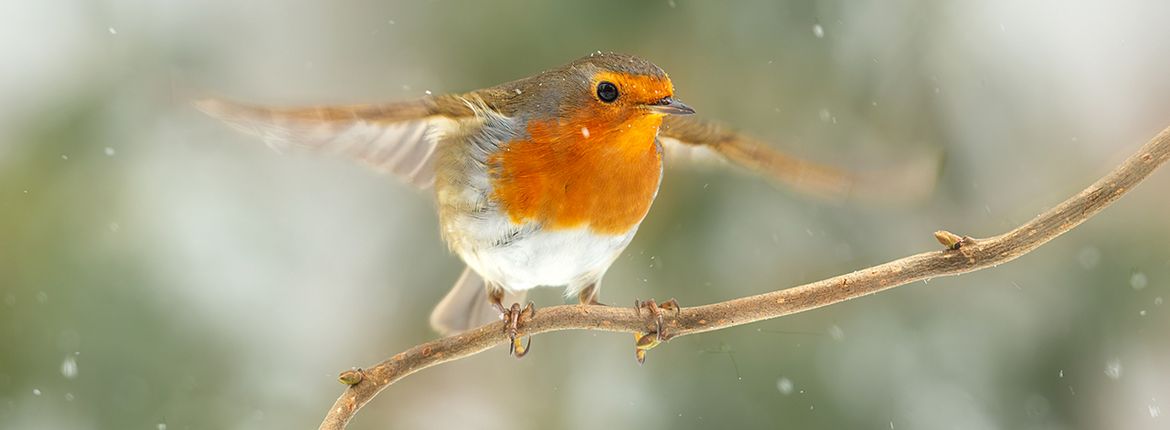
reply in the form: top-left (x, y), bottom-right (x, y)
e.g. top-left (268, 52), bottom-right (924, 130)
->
top-left (1104, 358), bottom-right (1123, 380)
top-left (776, 377), bottom-right (794, 395)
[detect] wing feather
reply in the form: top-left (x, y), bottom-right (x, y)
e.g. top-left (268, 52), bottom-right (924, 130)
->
top-left (660, 115), bottom-right (855, 199)
top-left (195, 97), bottom-right (464, 188)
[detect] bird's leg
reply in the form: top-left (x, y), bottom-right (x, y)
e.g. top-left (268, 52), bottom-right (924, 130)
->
top-left (489, 287), bottom-right (535, 358)
top-left (632, 298), bottom-right (681, 364)
top-left (576, 283), bottom-right (605, 306)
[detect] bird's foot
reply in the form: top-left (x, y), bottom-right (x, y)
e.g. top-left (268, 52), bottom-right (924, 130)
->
top-left (494, 301), bottom-right (536, 358)
top-left (577, 284), bottom-right (605, 306)
top-left (632, 298), bottom-right (680, 364)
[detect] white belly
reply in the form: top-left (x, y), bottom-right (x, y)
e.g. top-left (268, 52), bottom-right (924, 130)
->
top-left (456, 225), bottom-right (636, 294)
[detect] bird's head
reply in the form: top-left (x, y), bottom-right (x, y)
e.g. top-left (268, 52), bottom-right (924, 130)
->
top-left (564, 52), bottom-right (694, 119)
top-left (506, 52), bottom-right (694, 143)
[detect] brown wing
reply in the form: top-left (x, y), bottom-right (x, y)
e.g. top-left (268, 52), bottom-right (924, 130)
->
top-left (195, 96), bottom-right (474, 188)
top-left (660, 115), bottom-right (855, 200)
top-left (661, 116), bottom-right (942, 204)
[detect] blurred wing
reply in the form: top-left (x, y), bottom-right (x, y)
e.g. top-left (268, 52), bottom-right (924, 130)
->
top-left (196, 97), bottom-right (464, 189)
top-left (661, 115), bottom-right (855, 200)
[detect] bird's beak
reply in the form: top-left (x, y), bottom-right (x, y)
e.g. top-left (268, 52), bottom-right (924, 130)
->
top-left (646, 97), bottom-right (696, 115)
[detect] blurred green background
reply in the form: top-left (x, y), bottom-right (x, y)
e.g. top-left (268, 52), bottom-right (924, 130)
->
top-left (2, 1), bottom-right (1169, 429)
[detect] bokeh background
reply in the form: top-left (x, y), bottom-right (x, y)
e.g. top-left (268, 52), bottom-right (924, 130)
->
top-left (3, 1), bottom-right (1169, 429)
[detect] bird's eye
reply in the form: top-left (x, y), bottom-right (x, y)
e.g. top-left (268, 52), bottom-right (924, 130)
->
top-left (596, 81), bottom-right (619, 103)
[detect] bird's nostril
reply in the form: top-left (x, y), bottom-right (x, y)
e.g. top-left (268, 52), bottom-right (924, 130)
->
top-left (653, 97), bottom-right (673, 106)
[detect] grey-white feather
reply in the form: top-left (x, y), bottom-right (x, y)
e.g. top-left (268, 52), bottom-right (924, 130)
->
top-left (196, 98), bottom-right (452, 189)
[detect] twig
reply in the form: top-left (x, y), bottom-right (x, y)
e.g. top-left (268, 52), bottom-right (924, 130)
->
top-left (320, 125), bottom-right (1170, 430)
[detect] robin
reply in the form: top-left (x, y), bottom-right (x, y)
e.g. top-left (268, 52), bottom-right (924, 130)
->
top-left (198, 52), bottom-right (850, 360)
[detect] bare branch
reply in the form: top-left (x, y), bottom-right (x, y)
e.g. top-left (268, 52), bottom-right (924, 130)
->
top-left (320, 125), bottom-right (1170, 430)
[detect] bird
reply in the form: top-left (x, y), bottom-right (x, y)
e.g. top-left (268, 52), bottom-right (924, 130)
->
top-left (196, 52), bottom-right (853, 360)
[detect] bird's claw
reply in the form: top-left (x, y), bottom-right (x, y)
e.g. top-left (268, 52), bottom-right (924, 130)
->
top-left (633, 298), bottom-right (681, 364)
top-left (500, 301), bottom-right (536, 358)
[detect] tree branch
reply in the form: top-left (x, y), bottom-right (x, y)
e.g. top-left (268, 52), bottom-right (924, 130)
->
top-left (320, 125), bottom-right (1170, 430)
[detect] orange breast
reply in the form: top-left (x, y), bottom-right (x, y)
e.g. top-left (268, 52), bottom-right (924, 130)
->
top-left (488, 114), bottom-right (663, 235)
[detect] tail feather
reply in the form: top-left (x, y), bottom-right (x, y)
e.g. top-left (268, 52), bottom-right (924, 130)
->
top-left (429, 267), bottom-right (525, 335)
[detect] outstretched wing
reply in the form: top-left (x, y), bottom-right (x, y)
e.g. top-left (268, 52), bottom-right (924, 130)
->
top-left (196, 96), bottom-right (472, 188)
top-left (660, 115), bottom-right (855, 199)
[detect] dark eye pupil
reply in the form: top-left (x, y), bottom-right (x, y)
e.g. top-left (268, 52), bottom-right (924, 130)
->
top-left (597, 81), bottom-right (619, 102)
